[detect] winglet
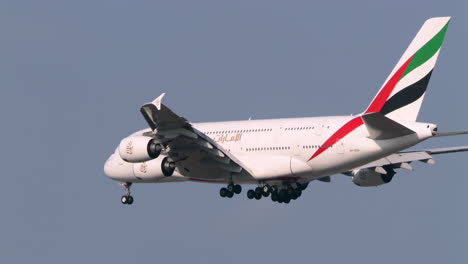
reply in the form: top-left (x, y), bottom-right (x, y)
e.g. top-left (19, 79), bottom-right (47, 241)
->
top-left (152, 93), bottom-right (166, 111)
top-left (140, 93), bottom-right (166, 131)
top-left (140, 93), bottom-right (188, 131)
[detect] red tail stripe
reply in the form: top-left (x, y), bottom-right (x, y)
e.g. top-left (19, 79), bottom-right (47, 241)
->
top-left (365, 56), bottom-right (413, 113)
top-left (308, 117), bottom-right (364, 161)
top-left (308, 56), bottom-right (414, 162)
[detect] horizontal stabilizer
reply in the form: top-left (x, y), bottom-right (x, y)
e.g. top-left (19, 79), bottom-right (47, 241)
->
top-left (424, 146), bottom-right (468, 155)
top-left (433, 131), bottom-right (468, 137)
top-left (361, 112), bottom-right (415, 140)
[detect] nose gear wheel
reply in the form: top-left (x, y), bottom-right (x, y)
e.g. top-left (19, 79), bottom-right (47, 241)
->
top-left (120, 182), bottom-right (134, 205)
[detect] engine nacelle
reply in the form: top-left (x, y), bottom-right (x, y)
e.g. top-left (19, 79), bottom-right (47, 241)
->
top-left (118, 135), bottom-right (162, 163)
top-left (352, 168), bottom-right (395, 187)
top-left (132, 157), bottom-right (168, 181)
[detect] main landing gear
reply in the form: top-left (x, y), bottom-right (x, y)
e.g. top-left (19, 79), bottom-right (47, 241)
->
top-left (121, 182), bottom-right (134, 205)
top-left (219, 183), bottom-right (242, 198)
top-left (247, 182), bottom-right (309, 204)
top-left (246, 184), bottom-right (275, 200)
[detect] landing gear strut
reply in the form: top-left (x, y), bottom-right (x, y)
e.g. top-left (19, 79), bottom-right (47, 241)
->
top-left (121, 182), bottom-right (134, 205)
top-left (219, 183), bottom-right (242, 198)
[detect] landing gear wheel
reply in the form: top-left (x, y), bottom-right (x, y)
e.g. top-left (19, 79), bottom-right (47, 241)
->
top-left (277, 196), bottom-right (284, 203)
top-left (271, 192), bottom-right (278, 202)
top-left (290, 192), bottom-right (298, 200)
top-left (296, 182), bottom-right (303, 190)
top-left (262, 185), bottom-right (270, 197)
top-left (226, 191), bottom-right (234, 198)
top-left (220, 187), bottom-right (228, 197)
top-left (271, 185), bottom-right (278, 193)
top-left (121, 195), bottom-right (133, 204)
top-left (278, 190), bottom-right (287, 200)
top-left (161, 157), bottom-right (176, 176)
top-left (233, 184), bottom-right (242, 194)
top-left (255, 187), bottom-right (262, 195)
top-left (247, 190), bottom-right (255, 199)
top-left (120, 182), bottom-right (133, 205)
top-left (254, 192), bottom-right (262, 200)
top-left (255, 187), bottom-right (263, 199)
top-left (294, 188), bottom-right (302, 198)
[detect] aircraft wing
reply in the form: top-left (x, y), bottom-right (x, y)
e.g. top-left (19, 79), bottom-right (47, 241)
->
top-left (345, 145), bottom-right (468, 175)
top-left (140, 93), bottom-right (254, 181)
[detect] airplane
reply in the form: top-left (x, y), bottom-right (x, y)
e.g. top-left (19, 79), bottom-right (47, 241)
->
top-left (104, 17), bottom-right (468, 205)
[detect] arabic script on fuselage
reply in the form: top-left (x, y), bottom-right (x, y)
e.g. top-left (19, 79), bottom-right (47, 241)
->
top-left (213, 133), bottom-right (242, 144)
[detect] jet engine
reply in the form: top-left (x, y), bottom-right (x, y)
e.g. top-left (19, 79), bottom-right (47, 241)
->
top-left (352, 167), bottom-right (395, 187)
top-left (118, 135), bottom-right (162, 163)
top-left (132, 156), bottom-right (173, 181)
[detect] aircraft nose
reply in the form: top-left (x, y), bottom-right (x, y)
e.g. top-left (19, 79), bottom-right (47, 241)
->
top-left (103, 153), bottom-right (135, 181)
top-left (104, 154), bottom-right (115, 178)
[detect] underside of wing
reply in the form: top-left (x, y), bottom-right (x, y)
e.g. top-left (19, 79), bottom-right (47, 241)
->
top-left (139, 93), bottom-right (254, 182)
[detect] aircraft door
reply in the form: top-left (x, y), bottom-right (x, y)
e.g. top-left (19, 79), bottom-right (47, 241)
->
top-left (315, 121), bottom-right (326, 136)
top-left (292, 143), bottom-right (301, 156)
top-left (335, 140), bottom-right (345, 154)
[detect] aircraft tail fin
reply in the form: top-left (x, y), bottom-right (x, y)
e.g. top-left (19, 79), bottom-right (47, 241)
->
top-left (364, 17), bottom-right (451, 121)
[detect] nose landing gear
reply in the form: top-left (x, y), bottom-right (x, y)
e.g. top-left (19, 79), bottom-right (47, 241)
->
top-left (121, 182), bottom-right (134, 205)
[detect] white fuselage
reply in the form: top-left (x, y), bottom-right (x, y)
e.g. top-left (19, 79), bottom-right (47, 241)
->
top-left (104, 115), bottom-right (436, 184)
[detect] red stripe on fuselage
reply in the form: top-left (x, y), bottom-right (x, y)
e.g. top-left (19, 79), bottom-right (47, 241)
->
top-left (365, 56), bottom-right (413, 113)
top-left (308, 56), bottom-right (413, 162)
top-left (308, 116), bottom-right (364, 161)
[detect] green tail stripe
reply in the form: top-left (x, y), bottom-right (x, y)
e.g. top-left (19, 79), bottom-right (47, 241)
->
top-left (401, 21), bottom-right (450, 79)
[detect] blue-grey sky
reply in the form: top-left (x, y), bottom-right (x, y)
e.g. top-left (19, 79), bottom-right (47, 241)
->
top-left (3, 1), bottom-right (467, 263)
